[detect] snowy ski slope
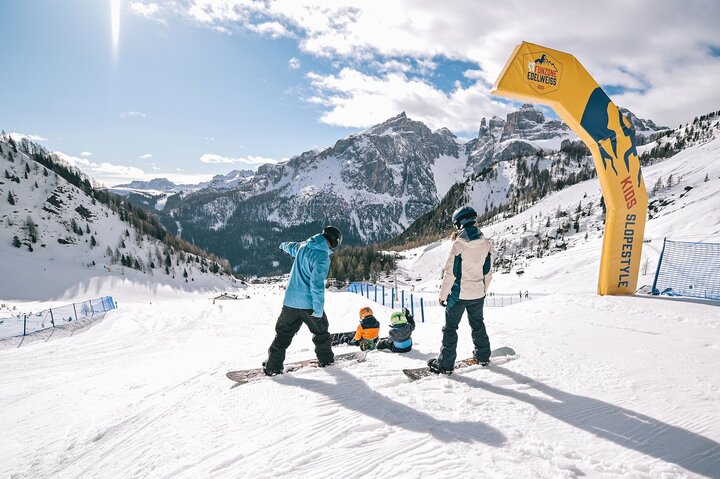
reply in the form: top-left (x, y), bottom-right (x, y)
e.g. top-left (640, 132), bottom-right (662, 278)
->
top-left (2, 129), bottom-right (720, 478)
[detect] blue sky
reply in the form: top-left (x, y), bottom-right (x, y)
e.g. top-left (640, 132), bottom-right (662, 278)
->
top-left (1, 0), bottom-right (719, 186)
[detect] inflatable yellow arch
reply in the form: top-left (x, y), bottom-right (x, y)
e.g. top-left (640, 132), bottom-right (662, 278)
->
top-left (492, 41), bottom-right (648, 295)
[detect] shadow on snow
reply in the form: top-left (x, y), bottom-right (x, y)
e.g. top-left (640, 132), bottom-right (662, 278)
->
top-left (453, 366), bottom-right (720, 477)
top-left (278, 367), bottom-right (507, 446)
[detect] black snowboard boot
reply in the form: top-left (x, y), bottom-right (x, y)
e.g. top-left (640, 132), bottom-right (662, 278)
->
top-left (262, 360), bottom-right (283, 376)
top-left (427, 358), bottom-right (453, 375)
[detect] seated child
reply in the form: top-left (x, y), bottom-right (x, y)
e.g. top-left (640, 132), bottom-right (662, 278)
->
top-left (377, 308), bottom-right (415, 353)
top-left (350, 306), bottom-right (380, 350)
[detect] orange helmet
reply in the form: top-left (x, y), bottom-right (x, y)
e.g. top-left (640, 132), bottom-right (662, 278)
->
top-left (359, 306), bottom-right (374, 319)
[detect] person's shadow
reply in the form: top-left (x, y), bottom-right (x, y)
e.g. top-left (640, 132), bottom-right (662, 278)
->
top-left (453, 366), bottom-right (720, 477)
top-left (278, 367), bottom-right (506, 446)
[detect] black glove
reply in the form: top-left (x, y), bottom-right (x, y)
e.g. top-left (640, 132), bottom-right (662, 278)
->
top-left (310, 315), bottom-right (322, 321)
top-left (439, 300), bottom-right (447, 307)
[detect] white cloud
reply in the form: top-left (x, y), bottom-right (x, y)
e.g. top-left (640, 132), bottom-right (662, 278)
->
top-left (307, 68), bottom-right (512, 133)
top-left (182, 0), bottom-right (720, 128)
top-left (120, 111), bottom-right (147, 119)
top-left (7, 132), bottom-right (48, 142)
top-left (129, 2), bottom-right (160, 18)
top-left (139, 153), bottom-right (153, 159)
top-left (288, 57), bottom-right (301, 70)
top-left (200, 153), bottom-right (278, 166)
top-left (80, 151), bottom-right (93, 157)
top-left (54, 151), bottom-right (213, 187)
top-left (247, 21), bottom-right (291, 38)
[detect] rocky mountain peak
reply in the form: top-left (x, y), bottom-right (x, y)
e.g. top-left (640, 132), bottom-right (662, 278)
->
top-left (115, 177), bottom-right (177, 191)
top-left (363, 111), bottom-right (431, 138)
top-left (619, 107), bottom-right (668, 137)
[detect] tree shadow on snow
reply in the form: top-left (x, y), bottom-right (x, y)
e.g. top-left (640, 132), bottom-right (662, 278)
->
top-left (453, 366), bottom-right (720, 477)
top-left (278, 368), bottom-right (506, 446)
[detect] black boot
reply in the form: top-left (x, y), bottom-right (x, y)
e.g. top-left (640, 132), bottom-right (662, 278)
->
top-left (427, 358), bottom-right (453, 375)
top-left (262, 360), bottom-right (283, 376)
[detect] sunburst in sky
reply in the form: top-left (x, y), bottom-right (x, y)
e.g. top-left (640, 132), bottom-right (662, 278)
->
top-left (111, 0), bottom-right (120, 60)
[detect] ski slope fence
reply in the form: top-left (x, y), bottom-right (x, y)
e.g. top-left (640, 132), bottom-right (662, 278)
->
top-left (348, 282), bottom-right (543, 322)
top-left (0, 296), bottom-right (115, 340)
top-left (652, 239), bottom-right (720, 301)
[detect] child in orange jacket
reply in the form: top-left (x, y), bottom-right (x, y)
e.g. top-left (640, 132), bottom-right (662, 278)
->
top-left (350, 306), bottom-right (380, 350)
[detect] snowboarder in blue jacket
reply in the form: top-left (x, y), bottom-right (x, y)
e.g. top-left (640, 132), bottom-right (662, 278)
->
top-left (263, 226), bottom-right (342, 376)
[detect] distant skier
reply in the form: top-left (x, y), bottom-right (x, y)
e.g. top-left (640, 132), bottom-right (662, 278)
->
top-left (262, 226), bottom-right (343, 376)
top-left (348, 306), bottom-right (381, 350)
top-left (427, 206), bottom-right (494, 374)
top-left (376, 308), bottom-right (415, 353)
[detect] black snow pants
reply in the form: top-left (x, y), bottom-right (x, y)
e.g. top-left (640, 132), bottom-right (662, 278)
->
top-left (265, 306), bottom-right (334, 371)
top-left (437, 297), bottom-right (490, 370)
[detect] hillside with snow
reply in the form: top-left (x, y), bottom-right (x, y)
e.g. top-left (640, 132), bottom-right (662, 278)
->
top-left (397, 113), bottom-right (720, 295)
top-left (0, 137), bottom-right (238, 301)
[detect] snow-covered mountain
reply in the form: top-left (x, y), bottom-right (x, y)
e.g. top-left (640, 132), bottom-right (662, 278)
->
top-left (157, 105), bottom-right (663, 276)
top-left (0, 136), bottom-right (238, 300)
top-left (397, 111), bottom-right (720, 294)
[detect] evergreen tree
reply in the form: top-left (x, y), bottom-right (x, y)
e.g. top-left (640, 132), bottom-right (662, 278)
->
top-left (90, 235), bottom-right (97, 247)
top-left (7, 191), bottom-right (14, 205)
top-left (652, 178), bottom-right (663, 195)
top-left (24, 216), bottom-right (38, 243)
top-left (12, 235), bottom-right (21, 248)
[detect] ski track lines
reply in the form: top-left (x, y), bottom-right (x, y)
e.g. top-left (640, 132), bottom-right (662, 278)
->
top-left (2, 291), bottom-right (720, 478)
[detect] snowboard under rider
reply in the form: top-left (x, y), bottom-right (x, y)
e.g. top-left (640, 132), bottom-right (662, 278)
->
top-left (349, 306), bottom-right (380, 350)
top-left (263, 226), bottom-right (342, 376)
top-left (427, 206), bottom-right (494, 374)
top-left (376, 308), bottom-right (416, 353)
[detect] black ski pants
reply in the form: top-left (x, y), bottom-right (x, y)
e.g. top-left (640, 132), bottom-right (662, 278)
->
top-left (266, 306), bottom-right (334, 371)
top-left (437, 297), bottom-right (490, 370)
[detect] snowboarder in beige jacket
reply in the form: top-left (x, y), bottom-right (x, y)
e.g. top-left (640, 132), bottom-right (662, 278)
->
top-left (428, 206), bottom-right (494, 374)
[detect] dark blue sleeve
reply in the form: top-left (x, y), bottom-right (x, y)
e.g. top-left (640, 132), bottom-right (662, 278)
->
top-left (483, 252), bottom-right (492, 276)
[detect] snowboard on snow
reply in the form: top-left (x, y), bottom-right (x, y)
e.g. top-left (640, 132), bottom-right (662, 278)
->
top-left (402, 346), bottom-right (516, 381)
top-left (226, 351), bottom-right (367, 385)
top-left (330, 331), bottom-right (356, 346)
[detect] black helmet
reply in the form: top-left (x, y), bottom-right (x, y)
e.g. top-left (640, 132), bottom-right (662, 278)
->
top-left (452, 206), bottom-right (477, 229)
top-left (322, 225), bottom-right (343, 249)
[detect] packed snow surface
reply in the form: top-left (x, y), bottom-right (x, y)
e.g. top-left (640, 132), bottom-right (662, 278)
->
top-left (1, 283), bottom-right (719, 478)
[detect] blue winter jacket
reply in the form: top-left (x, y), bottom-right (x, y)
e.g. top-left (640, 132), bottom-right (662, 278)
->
top-left (280, 234), bottom-right (332, 317)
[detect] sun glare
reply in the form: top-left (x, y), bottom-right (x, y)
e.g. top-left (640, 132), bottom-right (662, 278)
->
top-left (111, 0), bottom-right (121, 59)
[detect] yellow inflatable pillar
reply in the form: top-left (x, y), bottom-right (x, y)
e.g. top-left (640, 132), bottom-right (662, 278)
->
top-left (492, 42), bottom-right (648, 295)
